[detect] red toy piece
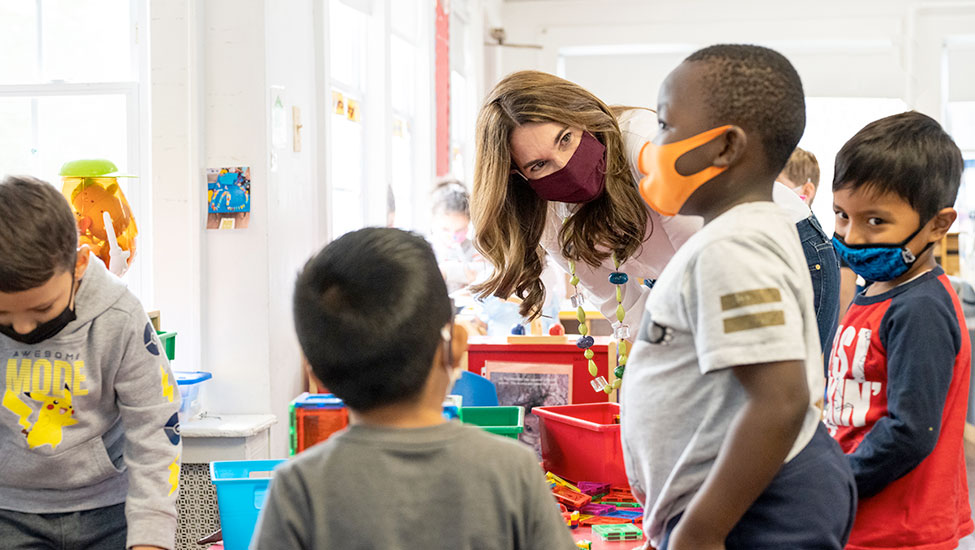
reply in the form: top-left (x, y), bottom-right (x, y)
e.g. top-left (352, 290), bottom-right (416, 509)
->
top-left (552, 485), bottom-right (592, 510)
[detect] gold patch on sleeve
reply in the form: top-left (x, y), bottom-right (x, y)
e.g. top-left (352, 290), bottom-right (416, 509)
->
top-left (723, 310), bottom-right (786, 333)
top-left (720, 288), bottom-right (782, 311)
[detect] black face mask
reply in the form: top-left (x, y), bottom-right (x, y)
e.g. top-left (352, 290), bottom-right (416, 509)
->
top-left (0, 278), bottom-right (77, 345)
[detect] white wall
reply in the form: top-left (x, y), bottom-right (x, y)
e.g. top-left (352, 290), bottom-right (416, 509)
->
top-left (494, 0), bottom-right (975, 110)
top-left (150, 0), bottom-right (321, 456)
top-left (263, 0), bottom-right (322, 456)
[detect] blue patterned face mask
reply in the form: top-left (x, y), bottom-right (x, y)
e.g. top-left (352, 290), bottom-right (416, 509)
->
top-left (832, 224), bottom-right (932, 282)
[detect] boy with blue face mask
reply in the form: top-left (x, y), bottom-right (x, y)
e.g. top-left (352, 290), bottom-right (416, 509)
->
top-left (826, 112), bottom-right (973, 550)
top-left (623, 44), bottom-right (857, 550)
top-left (0, 175), bottom-right (181, 550)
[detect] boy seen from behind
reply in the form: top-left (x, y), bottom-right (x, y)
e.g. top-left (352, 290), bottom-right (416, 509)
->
top-left (623, 44), bottom-right (856, 550)
top-left (826, 112), bottom-right (973, 550)
top-left (252, 227), bottom-right (574, 550)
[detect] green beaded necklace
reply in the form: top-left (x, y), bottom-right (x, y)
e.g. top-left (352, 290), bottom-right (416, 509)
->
top-left (568, 252), bottom-right (630, 394)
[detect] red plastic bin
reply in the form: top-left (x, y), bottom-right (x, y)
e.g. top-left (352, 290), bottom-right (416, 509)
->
top-left (533, 402), bottom-right (628, 487)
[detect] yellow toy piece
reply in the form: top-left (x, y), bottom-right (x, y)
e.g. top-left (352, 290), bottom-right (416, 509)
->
top-left (60, 159), bottom-right (138, 277)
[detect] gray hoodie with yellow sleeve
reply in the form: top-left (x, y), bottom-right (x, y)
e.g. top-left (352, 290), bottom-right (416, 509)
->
top-left (0, 256), bottom-right (182, 549)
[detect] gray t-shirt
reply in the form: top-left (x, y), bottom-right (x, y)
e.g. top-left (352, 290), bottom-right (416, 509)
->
top-left (620, 201), bottom-right (824, 547)
top-left (251, 420), bottom-right (575, 550)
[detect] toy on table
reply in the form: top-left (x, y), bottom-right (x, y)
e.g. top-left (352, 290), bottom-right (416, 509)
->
top-left (603, 487), bottom-right (638, 503)
top-left (60, 159), bottom-right (138, 277)
top-left (289, 393), bottom-right (348, 455)
top-left (547, 472), bottom-right (581, 492)
top-left (553, 484), bottom-right (591, 510)
top-left (547, 472), bottom-right (644, 528)
top-left (577, 481), bottom-right (611, 498)
top-left (549, 323), bottom-right (565, 336)
top-left (579, 503), bottom-right (616, 516)
top-left (592, 523), bottom-right (644, 542)
top-left (575, 540), bottom-right (592, 550)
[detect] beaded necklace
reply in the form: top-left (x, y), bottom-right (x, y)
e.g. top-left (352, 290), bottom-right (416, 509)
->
top-left (568, 252), bottom-right (629, 394)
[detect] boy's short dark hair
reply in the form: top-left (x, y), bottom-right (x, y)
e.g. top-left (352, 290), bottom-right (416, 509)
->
top-left (0, 175), bottom-right (79, 293)
top-left (833, 111), bottom-right (963, 222)
top-left (684, 44), bottom-right (806, 174)
top-left (293, 227), bottom-right (452, 411)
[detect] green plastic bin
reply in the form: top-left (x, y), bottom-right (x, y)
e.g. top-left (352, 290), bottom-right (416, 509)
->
top-left (156, 330), bottom-right (176, 361)
top-left (459, 406), bottom-right (524, 439)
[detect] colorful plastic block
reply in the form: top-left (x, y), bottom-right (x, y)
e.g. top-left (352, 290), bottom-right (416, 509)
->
top-left (592, 523), bottom-right (643, 542)
top-left (551, 485), bottom-right (591, 510)
top-left (607, 509), bottom-right (642, 520)
top-left (577, 481), bottom-right (611, 497)
top-left (580, 515), bottom-right (632, 527)
top-left (579, 503), bottom-right (616, 516)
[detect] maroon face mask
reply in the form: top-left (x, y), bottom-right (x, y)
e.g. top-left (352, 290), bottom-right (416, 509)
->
top-left (519, 131), bottom-right (607, 203)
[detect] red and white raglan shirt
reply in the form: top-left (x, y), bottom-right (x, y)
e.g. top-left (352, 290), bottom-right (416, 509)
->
top-left (825, 266), bottom-right (973, 550)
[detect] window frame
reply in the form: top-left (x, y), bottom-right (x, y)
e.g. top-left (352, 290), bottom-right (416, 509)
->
top-left (0, 0), bottom-right (151, 302)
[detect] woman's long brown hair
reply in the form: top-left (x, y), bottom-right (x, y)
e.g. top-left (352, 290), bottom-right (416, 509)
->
top-left (470, 71), bottom-right (649, 320)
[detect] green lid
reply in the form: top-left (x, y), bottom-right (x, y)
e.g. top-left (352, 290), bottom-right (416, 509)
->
top-left (59, 159), bottom-right (135, 178)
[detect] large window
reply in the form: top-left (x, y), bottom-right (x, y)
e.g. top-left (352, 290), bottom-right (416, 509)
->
top-left (0, 0), bottom-right (148, 299)
top-left (328, 0), bottom-right (369, 238)
top-left (325, 0), bottom-right (432, 239)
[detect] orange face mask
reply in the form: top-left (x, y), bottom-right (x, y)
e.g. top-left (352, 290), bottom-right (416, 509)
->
top-left (638, 125), bottom-right (733, 216)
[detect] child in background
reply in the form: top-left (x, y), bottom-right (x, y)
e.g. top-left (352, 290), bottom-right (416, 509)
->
top-left (780, 147), bottom-right (860, 324)
top-left (252, 227), bottom-right (574, 550)
top-left (774, 146), bottom-right (840, 354)
top-left (430, 179), bottom-right (480, 294)
top-left (431, 179), bottom-right (562, 335)
top-left (826, 111), bottom-right (973, 550)
top-left (622, 44), bottom-right (856, 549)
top-left (0, 175), bottom-right (181, 550)
top-left (778, 147), bottom-right (820, 207)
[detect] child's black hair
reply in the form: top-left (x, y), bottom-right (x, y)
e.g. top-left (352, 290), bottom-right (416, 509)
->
top-left (833, 111), bottom-right (963, 222)
top-left (0, 175), bottom-right (79, 293)
top-left (684, 44), bottom-right (806, 174)
top-left (293, 227), bottom-right (452, 411)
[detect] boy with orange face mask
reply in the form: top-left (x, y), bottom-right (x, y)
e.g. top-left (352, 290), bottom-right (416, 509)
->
top-left (621, 45), bottom-right (856, 550)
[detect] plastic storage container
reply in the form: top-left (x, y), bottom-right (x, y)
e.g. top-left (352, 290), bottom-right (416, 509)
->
top-left (533, 402), bottom-right (627, 485)
top-left (459, 405), bottom-right (524, 439)
top-left (174, 371), bottom-right (211, 420)
top-left (155, 330), bottom-right (176, 361)
top-left (210, 459), bottom-right (285, 550)
top-left (289, 393), bottom-right (348, 455)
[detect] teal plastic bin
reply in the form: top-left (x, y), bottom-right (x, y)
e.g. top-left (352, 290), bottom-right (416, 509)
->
top-left (210, 459), bottom-right (285, 550)
top-left (459, 406), bottom-right (524, 439)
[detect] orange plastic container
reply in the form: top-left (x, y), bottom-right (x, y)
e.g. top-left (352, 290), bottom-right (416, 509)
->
top-left (533, 402), bottom-right (628, 486)
top-left (289, 393), bottom-right (349, 455)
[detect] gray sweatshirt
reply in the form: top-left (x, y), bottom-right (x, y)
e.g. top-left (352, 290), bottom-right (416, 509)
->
top-left (0, 257), bottom-right (181, 549)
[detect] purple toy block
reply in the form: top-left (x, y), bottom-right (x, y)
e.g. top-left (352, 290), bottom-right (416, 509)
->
top-left (577, 482), bottom-right (611, 496)
top-left (579, 503), bottom-right (617, 516)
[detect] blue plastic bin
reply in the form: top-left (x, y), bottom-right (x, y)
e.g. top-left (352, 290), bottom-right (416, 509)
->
top-left (210, 459), bottom-right (286, 550)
